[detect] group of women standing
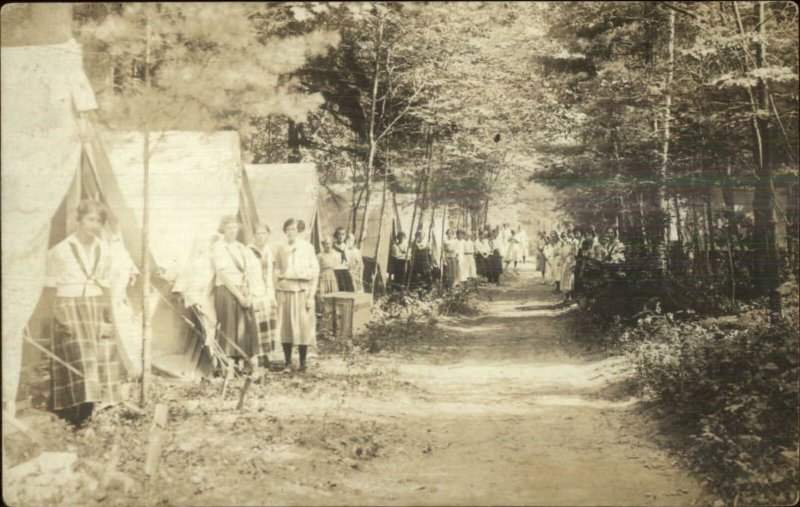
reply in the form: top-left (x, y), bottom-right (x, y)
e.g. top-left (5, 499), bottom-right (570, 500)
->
top-left (535, 227), bottom-right (626, 302)
top-left (213, 219), bottom-right (367, 374)
top-left (212, 216), bottom-right (319, 374)
top-left (43, 200), bottom-right (365, 428)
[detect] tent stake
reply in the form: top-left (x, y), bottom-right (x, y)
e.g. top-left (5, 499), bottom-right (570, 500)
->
top-left (144, 404), bottom-right (168, 478)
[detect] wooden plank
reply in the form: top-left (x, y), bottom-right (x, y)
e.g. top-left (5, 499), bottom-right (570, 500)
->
top-left (2, 410), bottom-right (38, 441)
top-left (220, 360), bottom-right (235, 399)
top-left (143, 404), bottom-right (168, 477)
top-left (236, 377), bottom-right (254, 411)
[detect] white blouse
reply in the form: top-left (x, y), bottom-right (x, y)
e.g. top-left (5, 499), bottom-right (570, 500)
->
top-left (45, 234), bottom-right (111, 298)
top-left (211, 240), bottom-right (265, 296)
top-left (275, 240), bottom-right (320, 292)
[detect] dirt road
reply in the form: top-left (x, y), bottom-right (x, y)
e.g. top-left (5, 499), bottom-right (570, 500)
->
top-left (4, 265), bottom-right (702, 506)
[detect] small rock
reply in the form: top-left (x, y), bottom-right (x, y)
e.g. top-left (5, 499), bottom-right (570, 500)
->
top-left (190, 475), bottom-right (202, 484)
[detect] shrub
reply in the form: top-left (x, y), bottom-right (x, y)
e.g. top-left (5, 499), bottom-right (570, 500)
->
top-left (347, 279), bottom-right (486, 354)
top-left (625, 288), bottom-right (799, 504)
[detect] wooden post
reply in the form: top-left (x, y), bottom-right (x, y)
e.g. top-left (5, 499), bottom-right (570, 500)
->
top-left (371, 163), bottom-right (389, 296)
top-left (439, 206), bottom-right (447, 288)
top-left (236, 377), bottom-right (254, 411)
top-left (220, 360), bottom-right (235, 399)
top-left (144, 404), bottom-right (168, 477)
top-left (140, 8), bottom-right (152, 408)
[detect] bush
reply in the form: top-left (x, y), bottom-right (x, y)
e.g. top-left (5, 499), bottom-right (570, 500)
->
top-left (348, 279), bottom-right (486, 354)
top-left (625, 288), bottom-right (799, 504)
top-left (576, 257), bottom-right (744, 330)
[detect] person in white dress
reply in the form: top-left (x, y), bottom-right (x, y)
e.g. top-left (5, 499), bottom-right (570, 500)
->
top-left (274, 218), bottom-right (319, 372)
top-left (515, 226), bottom-right (529, 264)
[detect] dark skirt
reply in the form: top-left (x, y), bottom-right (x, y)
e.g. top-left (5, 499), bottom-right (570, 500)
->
top-left (487, 252), bottom-right (503, 283)
top-left (475, 254), bottom-right (486, 277)
top-left (51, 296), bottom-right (122, 411)
top-left (214, 286), bottom-right (259, 359)
top-left (334, 269), bottom-right (355, 292)
top-left (388, 257), bottom-right (407, 286)
top-left (412, 249), bottom-right (432, 274)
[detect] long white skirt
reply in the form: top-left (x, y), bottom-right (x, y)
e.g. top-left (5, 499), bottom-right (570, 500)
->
top-left (507, 243), bottom-right (524, 263)
top-left (461, 254), bottom-right (477, 279)
top-left (276, 290), bottom-right (316, 346)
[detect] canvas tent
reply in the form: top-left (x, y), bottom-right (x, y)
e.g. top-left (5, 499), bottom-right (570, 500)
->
top-left (102, 131), bottom-right (251, 380)
top-left (0, 14), bottom-right (119, 414)
top-left (244, 163), bottom-right (322, 250)
top-left (392, 193), bottom-right (449, 265)
top-left (318, 184), bottom-right (393, 289)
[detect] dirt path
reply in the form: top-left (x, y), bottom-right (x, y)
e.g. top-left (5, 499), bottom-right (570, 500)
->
top-left (169, 265), bottom-right (700, 506)
top-left (292, 265), bottom-right (700, 506)
top-left (4, 265), bottom-right (702, 506)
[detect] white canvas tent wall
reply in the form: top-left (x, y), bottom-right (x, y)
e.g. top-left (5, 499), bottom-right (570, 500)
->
top-left (102, 131), bottom-right (245, 379)
top-left (245, 163), bottom-right (321, 251)
top-left (392, 193), bottom-right (447, 265)
top-left (1, 35), bottom-right (104, 415)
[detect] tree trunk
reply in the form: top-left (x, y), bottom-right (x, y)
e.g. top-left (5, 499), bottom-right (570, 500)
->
top-left (656, 8), bottom-right (675, 273)
top-left (690, 192), bottom-right (702, 273)
top-left (750, 1), bottom-right (782, 316)
top-left (287, 119), bottom-right (301, 163)
top-left (371, 162), bottom-right (389, 296)
top-left (673, 193), bottom-right (683, 246)
top-left (140, 9), bottom-right (152, 408)
top-left (357, 15), bottom-right (384, 246)
top-left (705, 190), bottom-right (716, 274)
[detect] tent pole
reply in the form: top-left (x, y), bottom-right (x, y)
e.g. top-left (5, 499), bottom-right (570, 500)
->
top-left (439, 206), bottom-right (447, 288)
top-left (140, 10), bottom-right (152, 408)
top-left (371, 166), bottom-right (389, 296)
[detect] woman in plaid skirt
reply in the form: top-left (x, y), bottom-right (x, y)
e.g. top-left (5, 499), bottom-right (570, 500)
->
top-left (247, 223), bottom-right (277, 366)
top-left (44, 200), bottom-right (125, 426)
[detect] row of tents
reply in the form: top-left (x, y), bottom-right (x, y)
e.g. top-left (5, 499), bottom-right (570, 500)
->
top-left (0, 13), bottom-right (451, 414)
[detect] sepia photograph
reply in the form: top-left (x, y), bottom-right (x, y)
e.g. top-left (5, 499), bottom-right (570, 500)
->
top-left (1, 2), bottom-right (798, 506)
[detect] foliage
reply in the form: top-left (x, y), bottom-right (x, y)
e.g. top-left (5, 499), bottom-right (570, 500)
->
top-left (622, 287), bottom-right (799, 504)
top-left (75, 3), bottom-right (340, 136)
top-left (345, 279), bottom-right (485, 354)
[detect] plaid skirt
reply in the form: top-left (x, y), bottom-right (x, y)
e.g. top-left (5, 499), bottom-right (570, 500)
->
top-left (276, 290), bottom-right (316, 346)
top-left (51, 296), bottom-right (122, 411)
top-left (252, 295), bottom-right (278, 361)
top-left (214, 286), bottom-right (259, 360)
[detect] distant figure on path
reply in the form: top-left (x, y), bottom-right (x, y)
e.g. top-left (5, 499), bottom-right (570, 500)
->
top-left (316, 239), bottom-right (339, 312)
top-left (487, 228), bottom-right (504, 285)
top-left (516, 226), bottom-right (529, 263)
top-left (345, 233), bottom-right (364, 293)
top-left (332, 227), bottom-right (355, 292)
top-left (506, 229), bottom-right (523, 271)
top-left (389, 231), bottom-right (408, 288)
top-left (443, 229), bottom-right (462, 288)
top-left (411, 230), bottom-right (433, 290)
